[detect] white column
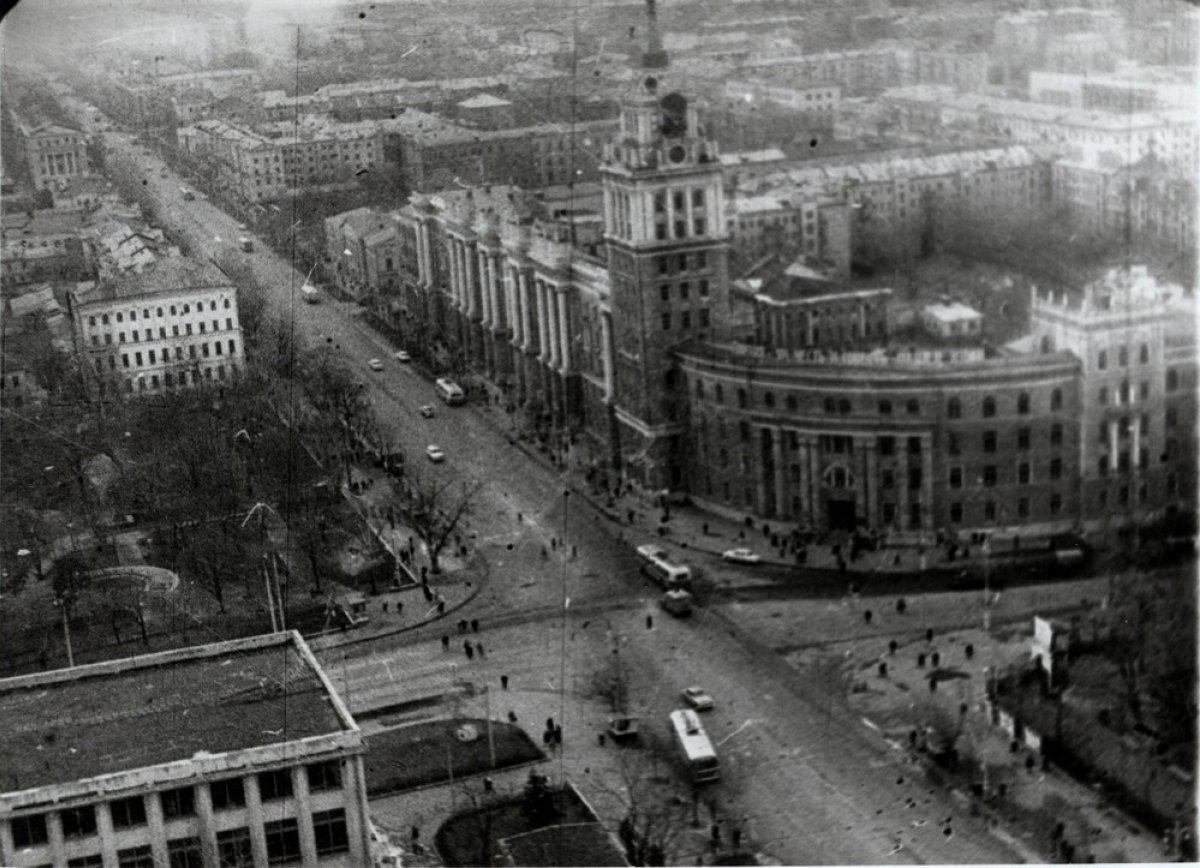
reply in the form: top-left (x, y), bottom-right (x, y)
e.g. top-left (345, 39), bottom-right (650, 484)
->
top-left (546, 283), bottom-right (561, 368)
top-left (448, 239), bottom-right (461, 308)
top-left (466, 243), bottom-right (479, 319)
top-left (489, 256), bottom-right (502, 330)
top-left (557, 290), bottom-right (571, 373)
top-left (420, 223), bottom-right (433, 288)
top-left (773, 427), bottom-right (786, 519)
top-left (476, 250), bottom-right (490, 325)
top-left (1108, 420), bottom-right (1119, 470)
top-left (536, 280), bottom-right (550, 361)
top-left (294, 767), bottom-right (318, 865)
top-left (415, 223), bottom-right (428, 282)
top-left (520, 270), bottom-right (533, 351)
top-left (1132, 421), bottom-right (1141, 468)
top-left (601, 310), bottom-right (615, 403)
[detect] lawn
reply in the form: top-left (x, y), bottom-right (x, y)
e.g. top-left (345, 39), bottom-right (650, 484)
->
top-left (364, 719), bottom-right (544, 796)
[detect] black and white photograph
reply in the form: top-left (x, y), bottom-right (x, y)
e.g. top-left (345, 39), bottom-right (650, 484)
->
top-left (0, 0), bottom-right (1196, 864)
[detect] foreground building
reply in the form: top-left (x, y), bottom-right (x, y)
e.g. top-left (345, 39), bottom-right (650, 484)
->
top-left (0, 631), bottom-right (370, 868)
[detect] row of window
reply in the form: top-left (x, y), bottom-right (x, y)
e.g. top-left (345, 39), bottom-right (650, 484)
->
top-left (662, 309), bottom-right (711, 331)
top-left (9, 761), bottom-right (344, 847)
top-left (705, 423), bottom-right (1066, 455)
top-left (1096, 343), bottom-right (1152, 369)
top-left (53, 809), bottom-right (348, 868)
top-left (88, 298), bottom-right (231, 327)
top-left (91, 321), bottom-right (235, 346)
top-left (118, 340), bottom-right (234, 368)
top-left (948, 493), bottom-right (1063, 523)
top-left (695, 383), bottom-right (1068, 417)
top-left (657, 250), bottom-right (709, 275)
top-left (659, 280), bottom-right (710, 301)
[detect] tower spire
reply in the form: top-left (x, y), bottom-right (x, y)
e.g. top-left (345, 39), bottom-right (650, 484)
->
top-left (641, 0), bottom-right (669, 70)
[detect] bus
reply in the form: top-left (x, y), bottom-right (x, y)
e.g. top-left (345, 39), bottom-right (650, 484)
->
top-left (669, 709), bottom-right (720, 784)
top-left (636, 544), bottom-right (692, 591)
top-left (302, 283), bottom-right (320, 304)
top-left (435, 378), bottom-right (465, 406)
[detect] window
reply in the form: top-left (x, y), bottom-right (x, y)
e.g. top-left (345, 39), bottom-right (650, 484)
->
top-left (738, 389), bottom-right (748, 409)
top-left (983, 431), bottom-right (997, 453)
top-left (168, 837), bottom-right (204, 868)
top-left (948, 433), bottom-right (960, 456)
top-left (308, 760), bottom-right (342, 792)
top-left (906, 398), bottom-right (919, 415)
top-left (700, 308), bottom-right (710, 327)
top-left (61, 805), bottom-right (97, 839)
top-left (161, 786), bottom-right (195, 819)
top-left (661, 313), bottom-right (670, 331)
top-left (1018, 462), bottom-right (1030, 484)
top-left (1166, 369), bottom-right (1178, 391)
top-left (882, 503), bottom-right (896, 525)
top-left (1050, 493), bottom-right (1062, 514)
top-left (947, 397), bottom-right (960, 419)
top-left (984, 501), bottom-right (997, 521)
top-left (680, 282), bottom-right (690, 299)
top-left (949, 502), bottom-right (963, 522)
top-left (111, 795), bottom-right (146, 829)
top-left (881, 469), bottom-right (895, 490)
top-left (681, 311), bottom-right (691, 328)
top-left (68, 857), bottom-right (104, 868)
top-left (217, 828), bottom-right (253, 868)
top-left (1050, 458), bottom-right (1063, 480)
top-left (1017, 427), bottom-right (1031, 450)
top-left (949, 467), bottom-right (963, 489)
top-left (1139, 343), bottom-right (1149, 364)
top-left (265, 818), bottom-right (302, 866)
top-left (764, 392), bottom-right (775, 408)
top-left (1017, 392), bottom-right (1030, 414)
top-left (982, 396), bottom-right (996, 418)
top-left (879, 399), bottom-right (892, 415)
top-left (1051, 423), bottom-right (1063, 446)
top-left (878, 436), bottom-right (895, 456)
top-left (313, 809), bottom-right (350, 856)
top-left (983, 465), bottom-right (997, 487)
top-left (210, 777), bottom-right (246, 811)
top-left (122, 354), bottom-right (130, 369)
top-left (1118, 345), bottom-right (1128, 366)
top-left (908, 467), bottom-right (922, 490)
top-left (11, 813), bottom-right (48, 847)
top-left (1098, 349), bottom-right (1107, 370)
top-left (715, 384), bottom-right (723, 403)
top-left (1119, 381), bottom-right (1130, 404)
top-left (824, 397), bottom-right (835, 414)
top-left (838, 398), bottom-right (851, 414)
top-left (1051, 388), bottom-right (1063, 411)
top-left (118, 846), bottom-right (154, 868)
top-left (258, 769), bottom-right (294, 801)
top-left (659, 285), bottom-right (669, 301)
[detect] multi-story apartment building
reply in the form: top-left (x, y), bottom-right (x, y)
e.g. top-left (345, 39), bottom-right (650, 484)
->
top-left (0, 632), bottom-right (371, 868)
top-left (740, 47), bottom-right (905, 97)
top-left (883, 86), bottom-right (1198, 172)
top-left (906, 47), bottom-right (988, 94)
top-left (991, 8), bottom-right (1127, 87)
top-left (383, 11), bottom-right (1197, 538)
top-left (324, 208), bottom-right (401, 302)
top-left (67, 257), bottom-right (245, 395)
top-left (1030, 66), bottom-right (1198, 113)
top-left (1, 208), bottom-right (93, 287)
top-left (12, 120), bottom-right (90, 191)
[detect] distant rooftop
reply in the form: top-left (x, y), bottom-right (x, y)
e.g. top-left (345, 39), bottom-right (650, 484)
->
top-left (79, 257), bottom-right (230, 304)
top-left (458, 93), bottom-right (513, 109)
top-left (0, 632), bottom-right (351, 796)
top-left (924, 301), bottom-right (982, 323)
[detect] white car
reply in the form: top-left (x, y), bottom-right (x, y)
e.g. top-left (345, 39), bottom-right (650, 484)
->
top-left (367, 359), bottom-right (384, 372)
top-left (419, 405), bottom-right (435, 419)
top-left (681, 686), bottom-right (714, 711)
top-left (237, 223), bottom-right (247, 231)
top-left (722, 548), bottom-right (762, 565)
top-left (425, 445), bottom-right (446, 463)
top-left (394, 350), bottom-right (411, 362)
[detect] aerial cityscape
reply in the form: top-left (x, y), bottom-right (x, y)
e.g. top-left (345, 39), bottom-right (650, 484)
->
top-left (0, 0), bottom-right (1195, 865)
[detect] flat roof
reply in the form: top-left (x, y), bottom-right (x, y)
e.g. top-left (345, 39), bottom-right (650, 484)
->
top-left (924, 302), bottom-right (981, 322)
top-left (0, 632), bottom-right (350, 794)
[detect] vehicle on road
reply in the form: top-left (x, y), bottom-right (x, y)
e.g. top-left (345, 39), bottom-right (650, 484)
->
top-left (425, 445), bottom-right (446, 463)
top-left (180, 186), bottom-right (195, 201)
top-left (367, 359), bottom-right (384, 372)
top-left (682, 686), bottom-right (714, 711)
top-left (636, 544), bottom-right (692, 591)
top-left (394, 350), bottom-right (411, 362)
top-left (239, 236), bottom-right (254, 252)
top-left (302, 284), bottom-right (320, 303)
top-left (669, 709), bottom-right (720, 784)
top-left (660, 588), bottom-right (694, 617)
top-left (722, 548), bottom-right (762, 565)
top-left (237, 223), bottom-right (247, 231)
top-left (419, 405), bottom-right (435, 419)
top-left (435, 377), bottom-right (465, 405)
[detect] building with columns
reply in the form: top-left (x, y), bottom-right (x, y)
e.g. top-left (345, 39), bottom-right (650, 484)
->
top-left (13, 121), bottom-right (91, 191)
top-left (386, 4), bottom-right (1196, 539)
top-left (0, 631), bottom-right (370, 868)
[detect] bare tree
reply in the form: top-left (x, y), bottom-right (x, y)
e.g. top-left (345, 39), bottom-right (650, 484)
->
top-left (407, 474), bottom-right (483, 574)
top-left (598, 731), bottom-right (692, 867)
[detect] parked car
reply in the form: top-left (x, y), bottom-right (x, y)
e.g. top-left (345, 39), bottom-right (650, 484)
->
top-left (722, 548), bottom-right (762, 565)
top-left (425, 445), bottom-right (446, 463)
top-left (681, 686), bottom-right (714, 711)
top-left (367, 359), bottom-right (384, 372)
top-left (394, 350), bottom-right (411, 362)
top-left (419, 405), bottom-right (435, 419)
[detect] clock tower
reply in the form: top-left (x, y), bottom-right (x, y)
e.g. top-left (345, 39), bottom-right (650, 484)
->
top-left (600, 0), bottom-right (729, 491)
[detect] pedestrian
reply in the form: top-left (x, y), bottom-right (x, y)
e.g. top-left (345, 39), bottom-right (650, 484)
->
top-left (472, 618), bottom-right (480, 633)
top-left (546, 716), bottom-right (555, 730)
top-left (437, 600), bottom-right (446, 615)
top-left (476, 641), bottom-right (485, 658)
top-left (646, 614), bottom-right (654, 630)
top-left (542, 729), bottom-right (552, 748)
top-left (501, 674), bottom-right (509, 690)
top-left (441, 634), bottom-right (450, 651)
top-left (464, 641), bottom-right (474, 660)
top-left (554, 723), bottom-right (562, 744)
top-left (508, 710), bottom-right (518, 722)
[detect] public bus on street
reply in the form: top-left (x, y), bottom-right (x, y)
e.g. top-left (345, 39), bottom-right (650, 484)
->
top-left (669, 709), bottom-right (721, 784)
top-left (636, 544), bottom-right (692, 591)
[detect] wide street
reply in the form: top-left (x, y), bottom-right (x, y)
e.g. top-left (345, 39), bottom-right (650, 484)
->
top-left (110, 138), bottom-right (1022, 864)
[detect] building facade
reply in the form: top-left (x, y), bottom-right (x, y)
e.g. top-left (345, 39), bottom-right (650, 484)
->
top-left (69, 259), bottom-right (245, 395)
top-left (14, 121), bottom-right (90, 191)
top-left (0, 632), bottom-right (371, 868)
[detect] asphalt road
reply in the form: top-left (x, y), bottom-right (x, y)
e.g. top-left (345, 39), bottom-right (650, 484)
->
top-left (106, 135), bottom-right (1021, 865)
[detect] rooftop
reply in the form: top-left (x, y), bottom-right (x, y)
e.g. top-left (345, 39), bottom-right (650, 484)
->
top-left (458, 93), bottom-right (513, 109)
top-left (81, 257), bottom-right (230, 303)
top-left (0, 632), bottom-right (351, 795)
top-left (924, 301), bottom-right (982, 322)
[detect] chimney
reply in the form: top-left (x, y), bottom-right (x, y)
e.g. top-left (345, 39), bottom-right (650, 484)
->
top-left (641, 0), bottom-right (669, 70)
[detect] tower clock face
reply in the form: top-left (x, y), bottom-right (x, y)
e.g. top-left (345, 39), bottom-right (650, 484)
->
top-left (668, 144), bottom-right (687, 164)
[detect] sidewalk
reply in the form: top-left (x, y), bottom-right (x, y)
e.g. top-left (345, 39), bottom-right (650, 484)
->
top-left (309, 467), bottom-right (485, 652)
